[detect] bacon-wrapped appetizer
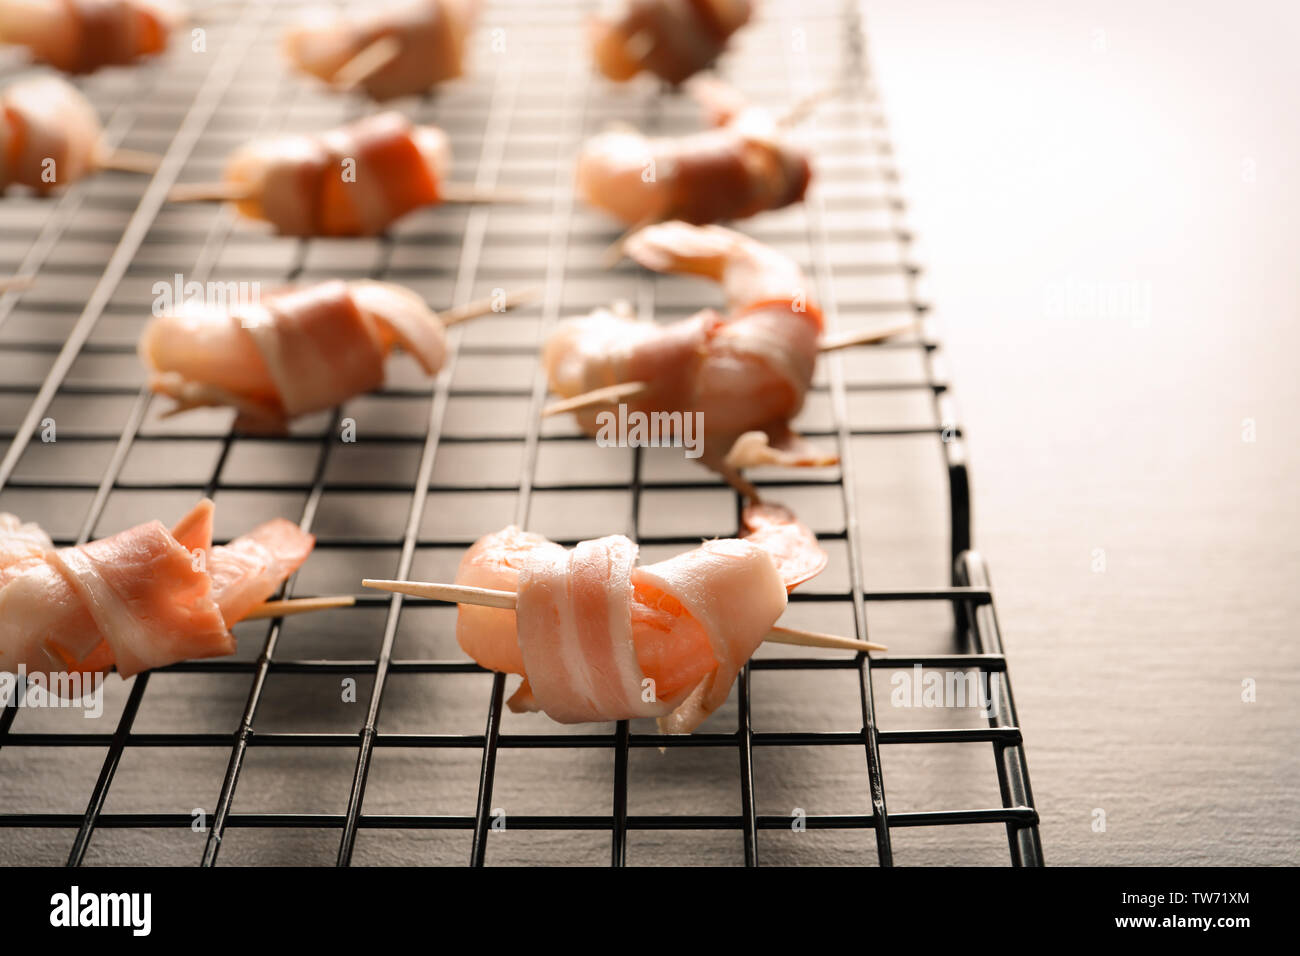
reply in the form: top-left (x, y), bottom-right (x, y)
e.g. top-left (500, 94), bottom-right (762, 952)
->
top-left (170, 111), bottom-right (453, 236)
top-left (590, 0), bottom-right (752, 86)
top-left (0, 499), bottom-right (313, 678)
top-left (139, 279), bottom-right (448, 432)
top-left (0, 75), bottom-right (105, 195)
top-left (576, 90), bottom-right (810, 226)
top-left (452, 502), bottom-right (825, 732)
top-left (284, 0), bottom-right (480, 100)
top-left (545, 221), bottom-right (839, 491)
top-left (0, 0), bottom-right (172, 74)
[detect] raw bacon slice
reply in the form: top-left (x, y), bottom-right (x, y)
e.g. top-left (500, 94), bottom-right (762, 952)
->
top-left (49, 520), bottom-right (233, 678)
top-left (0, 0), bottom-right (172, 75)
top-left (225, 135), bottom-right (325, 237)
top-left (0, 75), bottom-right (102, 195)
top-left (545, 222), bottom-right (829, 488)
top-left (351, 280), bottom-right (447, 376)
top-left (576, 103), bottom-right (810, 227)
top-left (0, 499), bottom-right (315, 679)
top-left (633, 537), bottom-right (787, 733)
top-left (589, 0), bottom-right (752, 86)
top-left (220, 112), bottom-right (451, 237)
top-left (241, 282), bottom-right (388, 419)
top-left (453, 504), bottom-right (823, 731)
top-left (318, 111), bottom-right (442, 235)
top-left (169, 495), bottom-right (214, 553)
top-left (207, 519), bottom-right (315, 625)
top-left (139, 279), bottom-right (448, 430)
top-left (693, 306), bottom-right (819, 437)
top-left (0, 563), bottom-right (106, 674)
top-left (513, 535), bottom-right (679, 723)
top-left (284, 0), bottom-right (479, 101)
top-left (542, 304), bottom-right (721, 432)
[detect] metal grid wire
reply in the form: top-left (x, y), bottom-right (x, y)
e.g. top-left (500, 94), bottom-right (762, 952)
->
top-left (0, 0), bottom-right (1041, 866)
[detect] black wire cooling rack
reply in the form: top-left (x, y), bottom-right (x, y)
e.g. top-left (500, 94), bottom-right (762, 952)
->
top-left (0, 0), bottom-right (1042, 866)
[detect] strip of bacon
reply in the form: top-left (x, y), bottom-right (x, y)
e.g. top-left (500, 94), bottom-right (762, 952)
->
top-left (283, 0), bottom-right (478, 101)
top-left (633, 536), bottom-right (787, 733)
top-left (452, 503), bottom-right (824, 732)
top-left (0, 0), bottom-right (171, 75)
top-left (513, 535), bottom-right (673, 723)
top-left (0, 75), bottom-right (102, 195)
top-left (220, 112), bottom-right (451, 237)
top-left (0, 499), bottom-right (314, 678)
top-left (544, 222), bottom-right (830, 488)
top-left (542, 303), bottom-right (722, 435)
top-left (139, 279), bottom-right (448, 431)
top-left (589, 0), bottom-right (752, 86)
top-left (576, 111), bottom-right (810, 227)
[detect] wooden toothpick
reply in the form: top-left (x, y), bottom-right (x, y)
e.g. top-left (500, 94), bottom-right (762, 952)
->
top-left (0, 275), bottom-right (36, 294)
top-left (96, 145), bottom-right (162, 175)
top-left (541, 318), bottom-right (910, 417)
top-left (167, 180), bottom-right (255, 203)
top-left (168, 179), bottom-right (534, 207)
top-left (331, 35), bottom-right (403, 93)
top-left (438, 286), bottom-right (543, 327)
top-left (244, 595), bottom-right (357, 620)
top-left (362, 579), bottom-right (886, 652)
top-left (542, 381), bottom-right (649, 417)
top-left (817, 320), bottom-right (913, 352)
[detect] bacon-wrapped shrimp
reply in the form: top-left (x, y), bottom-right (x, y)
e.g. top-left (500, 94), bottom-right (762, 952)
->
top-left (590, 0), bottom-right (752, 86)
top-left (0, 75), bottom-right (105, 194)
top-left (283, 0), bottom-right (480, 101)
top-left (452, 502), bottom-right (825, 732)
top-left (576, 90), bottom-right (810, 226)
top-left (0, 499), bottom-right (314, 679)
top-left (139, 279), bottom-right (447, 431)
top-left (0, 0), bottom-right (172, 74)
top-left (171, 111), bottom-right (452, 237)
top-left (544, 221), bottom-right (834, 490)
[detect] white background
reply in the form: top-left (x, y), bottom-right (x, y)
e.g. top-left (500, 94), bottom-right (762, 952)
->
top-left (866, 0), bottom-right (1300, 863)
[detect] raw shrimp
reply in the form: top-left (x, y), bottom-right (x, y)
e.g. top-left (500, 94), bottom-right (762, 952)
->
top-left (210, 111), bottom-right (451, 236)
top-left (0, 0), bottom-right (172, 74)
top-left (0, 75), bottom-right (102, 194)
top-left (283, 0), bottom-right (480, 101)
top-left (544, 221), bottom-right (835, 489)
top-left (624, 220), bottom-right (823, 444)
top-left (576, 99), bottom-right (810, 227)
top-left (453, 525), bottom-right (566, 675)
top-left (589, 0), bottom-right (752, 86)
top-left (452, 502), bottom-right (826, 731)
top-left (453, 524), bottom-right (715, 699)
top-left (139, 279), bottom-right (447, 431)
top-left (0, 499), bottom-right (315, 679)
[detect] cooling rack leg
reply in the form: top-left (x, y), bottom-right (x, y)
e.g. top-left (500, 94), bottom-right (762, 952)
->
top-left (955, 551), bottom-right (1044, 866)
top-left (948, 458), bottom-right (973, 640)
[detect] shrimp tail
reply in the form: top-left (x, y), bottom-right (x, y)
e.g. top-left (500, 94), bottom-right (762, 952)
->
top-left (741, 501), bottom-right (829, 591)
top-left (688, 77), bottom-right (751, 127)
top-left (622, 220), bottom-right (738, 283)
top-left (724, 426), bottom-right (839, 471)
